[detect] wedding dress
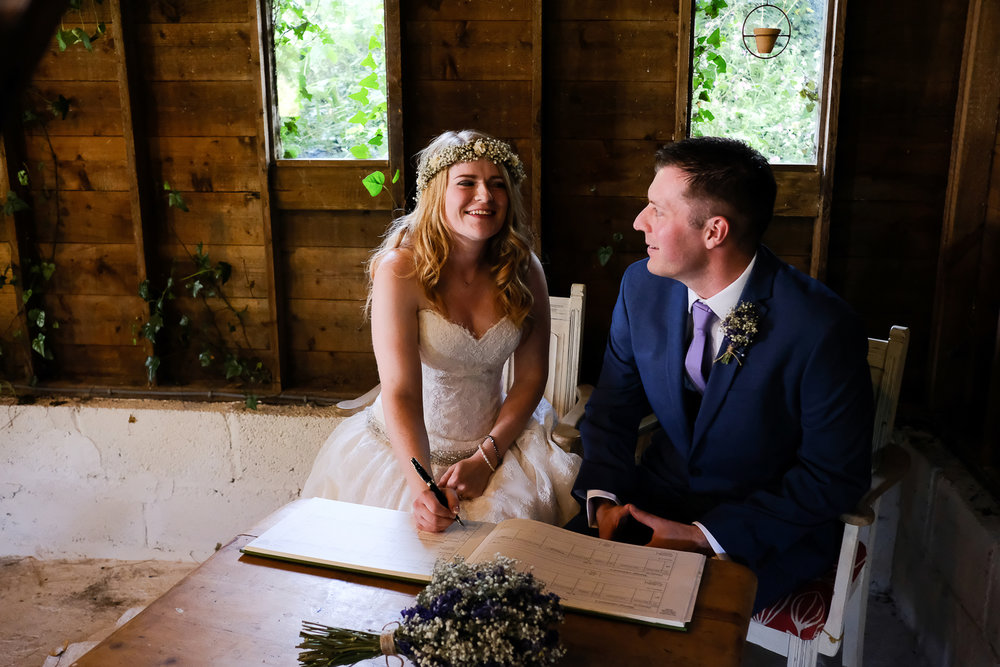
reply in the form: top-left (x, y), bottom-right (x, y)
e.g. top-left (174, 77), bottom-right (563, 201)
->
top-left (301, 309), bottom-right (581, 525)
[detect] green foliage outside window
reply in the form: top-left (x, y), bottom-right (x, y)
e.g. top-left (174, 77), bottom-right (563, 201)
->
top-left (272, 0), bottom-right (388, 159)
top-left (691, 0), bottom-right (826, 164)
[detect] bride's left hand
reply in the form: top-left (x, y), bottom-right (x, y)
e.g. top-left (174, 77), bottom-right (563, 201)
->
top-left (439, 455), bottom-right (493, 501)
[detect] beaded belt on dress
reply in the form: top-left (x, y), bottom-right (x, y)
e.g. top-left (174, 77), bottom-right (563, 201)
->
top-left (365, 407), bottom-right (479, 466)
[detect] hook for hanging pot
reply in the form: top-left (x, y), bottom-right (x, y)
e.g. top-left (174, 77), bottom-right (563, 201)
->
top-left (742, 2), bottom-right (792, 59)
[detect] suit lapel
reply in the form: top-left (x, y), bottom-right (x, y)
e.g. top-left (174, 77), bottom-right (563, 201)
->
top-left (691, 248), bottom-right (778, 450)
top-left (663, 280), bottom-right (694, 450)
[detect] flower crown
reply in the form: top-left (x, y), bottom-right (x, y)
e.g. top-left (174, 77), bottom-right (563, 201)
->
top-left (415, 136), bottom-right (526, 201)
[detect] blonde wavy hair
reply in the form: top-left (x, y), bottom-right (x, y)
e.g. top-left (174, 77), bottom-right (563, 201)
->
top-left (367, 130), bottom-right (535, 327)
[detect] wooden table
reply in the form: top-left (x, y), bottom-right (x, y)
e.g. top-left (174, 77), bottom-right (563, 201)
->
top-left (74, 501), bottom-right (757, 666)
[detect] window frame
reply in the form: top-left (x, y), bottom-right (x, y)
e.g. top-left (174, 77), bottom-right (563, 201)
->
top-left (677, 0), bottom-right (848, 279)
top-left (263, 0), bottom-right (405, 209)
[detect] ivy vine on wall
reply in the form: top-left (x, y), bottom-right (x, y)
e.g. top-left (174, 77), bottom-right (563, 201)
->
top-left (0, 92), bottom-right (72, 385)
top-left (55, 0), bottom-right (106, 52)
top-left (132, 185), bottom-right (271, 409)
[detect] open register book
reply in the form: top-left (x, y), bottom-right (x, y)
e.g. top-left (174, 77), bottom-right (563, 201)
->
top-left (242, 497), bottom-right (705, 629)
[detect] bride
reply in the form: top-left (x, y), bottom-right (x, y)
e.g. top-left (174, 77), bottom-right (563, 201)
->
top-left (302, 129), bottom-right (581, 532)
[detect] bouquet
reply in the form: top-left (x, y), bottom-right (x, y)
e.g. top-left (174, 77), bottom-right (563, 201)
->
top-left (298, 555), bottom-right (566, 667)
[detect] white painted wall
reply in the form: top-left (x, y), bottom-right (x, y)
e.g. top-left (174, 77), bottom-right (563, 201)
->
top-left (0, 399), bottom-right (344, 562)
top-left (893, 429), bottom-right (1000, 667)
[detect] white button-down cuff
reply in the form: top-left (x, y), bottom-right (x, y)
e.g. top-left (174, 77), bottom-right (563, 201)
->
top-left (693, 521), bottom-right (730, 560)
top-left (585, 490), bottom-right (619, 528)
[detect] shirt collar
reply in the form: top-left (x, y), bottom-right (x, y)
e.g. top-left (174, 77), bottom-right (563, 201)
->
top-left (687, 253), bottom-right (757, 318)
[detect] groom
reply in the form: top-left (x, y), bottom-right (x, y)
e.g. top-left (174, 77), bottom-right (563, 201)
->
top-left (570, 137), bottom-right (873, 611)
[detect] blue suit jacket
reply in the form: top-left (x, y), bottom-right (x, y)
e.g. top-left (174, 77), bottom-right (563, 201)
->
top-left (574, 246), bottom-right (873, 607)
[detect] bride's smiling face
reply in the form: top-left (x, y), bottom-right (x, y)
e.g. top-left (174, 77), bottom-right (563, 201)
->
top-left (442, 160), bottom-right (508, 245)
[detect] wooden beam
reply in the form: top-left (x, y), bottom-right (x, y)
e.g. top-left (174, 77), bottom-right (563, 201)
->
top-left (811, 0), bottom-right (848, 280)
top-left (928, 0), bottom-right (1000, 453)
top-left (530, 0), bottom-right (543, 245)
top-left (384, 0), bottom-right (405, 210)
top-left (109, 0), bottom-right (156, 382)
top-left (251, 0), bottom-right (285, 392)
top-left (674, 0), bottom-right (692, 141)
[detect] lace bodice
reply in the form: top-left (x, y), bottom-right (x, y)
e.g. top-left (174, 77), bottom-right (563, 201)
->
top-left (418, 308), bottom-right (521, 438)
top-left (369, 309), bottom-right (522, 468)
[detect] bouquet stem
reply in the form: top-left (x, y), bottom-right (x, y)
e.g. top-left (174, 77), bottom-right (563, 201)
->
top-left (298, 621), bottom-right (388, 666)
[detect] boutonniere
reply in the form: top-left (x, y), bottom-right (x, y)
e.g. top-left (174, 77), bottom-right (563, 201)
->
top-left (715, 300), bottom-right (759, 365)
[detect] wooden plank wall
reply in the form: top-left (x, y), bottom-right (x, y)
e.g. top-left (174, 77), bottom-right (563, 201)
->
top-left (826, 0), bottom-right (970, 410)
top-left (16, 0), bottom-right (146, 383)
top-left (541, 2), bottom-right (680, 380)
top-left (278, 197), bottom-right (386, 393)
top-left (400, 0), bottom-right (537, 226)
top-left (929, 0), bottom-right (1000, 475)
top-left (3, 0), bottom-right (995, 464)
top-left (137, 1), bottom-right (276, 387)
top-left (0, 0), bottom-right (276, 388)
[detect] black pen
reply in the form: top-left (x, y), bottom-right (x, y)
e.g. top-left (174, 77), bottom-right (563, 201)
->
top-left (410, 457), bottom-right (464, 526)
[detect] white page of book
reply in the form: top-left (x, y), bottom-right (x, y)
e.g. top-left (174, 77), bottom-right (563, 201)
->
top-left (467, 518), bottom-right (704, 627)
top-left (242, 498), bottom-right (493, 582)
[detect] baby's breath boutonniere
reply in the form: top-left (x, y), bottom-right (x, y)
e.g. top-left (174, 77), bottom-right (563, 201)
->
top-left (715, 300), bottom-right (760, 365)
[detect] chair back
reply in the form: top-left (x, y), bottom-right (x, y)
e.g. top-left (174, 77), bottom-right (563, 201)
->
top-left (503, 284), bottom-right (586, 418)
top-left (746, 324), bottom-right (911, 665)
top-left (867, 325), bottom-right (910, 458)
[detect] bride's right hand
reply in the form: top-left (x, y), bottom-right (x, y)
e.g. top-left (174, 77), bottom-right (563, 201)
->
top-left (412, 487), bottom-right (460, 532)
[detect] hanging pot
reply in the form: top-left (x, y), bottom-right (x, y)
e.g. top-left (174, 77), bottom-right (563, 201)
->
top-left (753, 27), bottom-right (782, 54)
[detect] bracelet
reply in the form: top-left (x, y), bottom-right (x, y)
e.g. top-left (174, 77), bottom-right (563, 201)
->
top-left (484, 434), bottom-right (502, 463)
top-left (478, 442), bottom-right (497, 473)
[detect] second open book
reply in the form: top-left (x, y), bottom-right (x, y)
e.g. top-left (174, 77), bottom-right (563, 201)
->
top-left (242, 497), bottom-right (705, 629)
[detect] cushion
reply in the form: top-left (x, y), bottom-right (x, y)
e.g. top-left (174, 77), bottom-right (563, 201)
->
top-left (751, 541), bottom-right (867, 641)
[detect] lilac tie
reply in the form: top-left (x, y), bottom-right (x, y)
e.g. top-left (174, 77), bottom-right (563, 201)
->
top-left (685, 301), bottom-right (715, 393)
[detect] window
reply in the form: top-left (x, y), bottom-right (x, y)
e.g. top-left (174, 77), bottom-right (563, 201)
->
top-left (271, 0), bottom-right (388, 159)
top-left (690, 0), bottom-right (829, 164)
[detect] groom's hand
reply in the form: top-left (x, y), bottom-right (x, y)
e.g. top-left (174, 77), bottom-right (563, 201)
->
top-left (627, 505), bottom-right (713, 555)
top-left (594, 499), bottom-right (634, 541)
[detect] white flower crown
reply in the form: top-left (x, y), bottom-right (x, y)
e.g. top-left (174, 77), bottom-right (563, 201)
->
top-left (415, 137), bottom-right (526, 201)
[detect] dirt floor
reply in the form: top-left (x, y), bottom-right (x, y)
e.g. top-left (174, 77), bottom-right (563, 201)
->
top-left (0, 556), bottom-right (196, 667)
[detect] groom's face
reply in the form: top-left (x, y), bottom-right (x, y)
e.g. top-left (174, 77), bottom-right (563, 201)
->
top-left (633, 166), bottom-right (708, 282)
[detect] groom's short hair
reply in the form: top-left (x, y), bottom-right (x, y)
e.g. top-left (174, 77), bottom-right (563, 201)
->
top-left (655, 137), bottom-right (776, 252)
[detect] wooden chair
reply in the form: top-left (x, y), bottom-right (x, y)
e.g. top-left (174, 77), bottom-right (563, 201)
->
top-left (335, 284), bottom-right (588, 452)
top-left (746, 325), bottom-right (911, 667)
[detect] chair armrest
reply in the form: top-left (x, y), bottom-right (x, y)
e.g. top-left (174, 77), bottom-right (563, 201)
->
top-left (551, 384), bottom-right (593, 453)
top-left (335, 384), bottom-right (381, 416)
top-left (840, 443), bottom-right (911, 526)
